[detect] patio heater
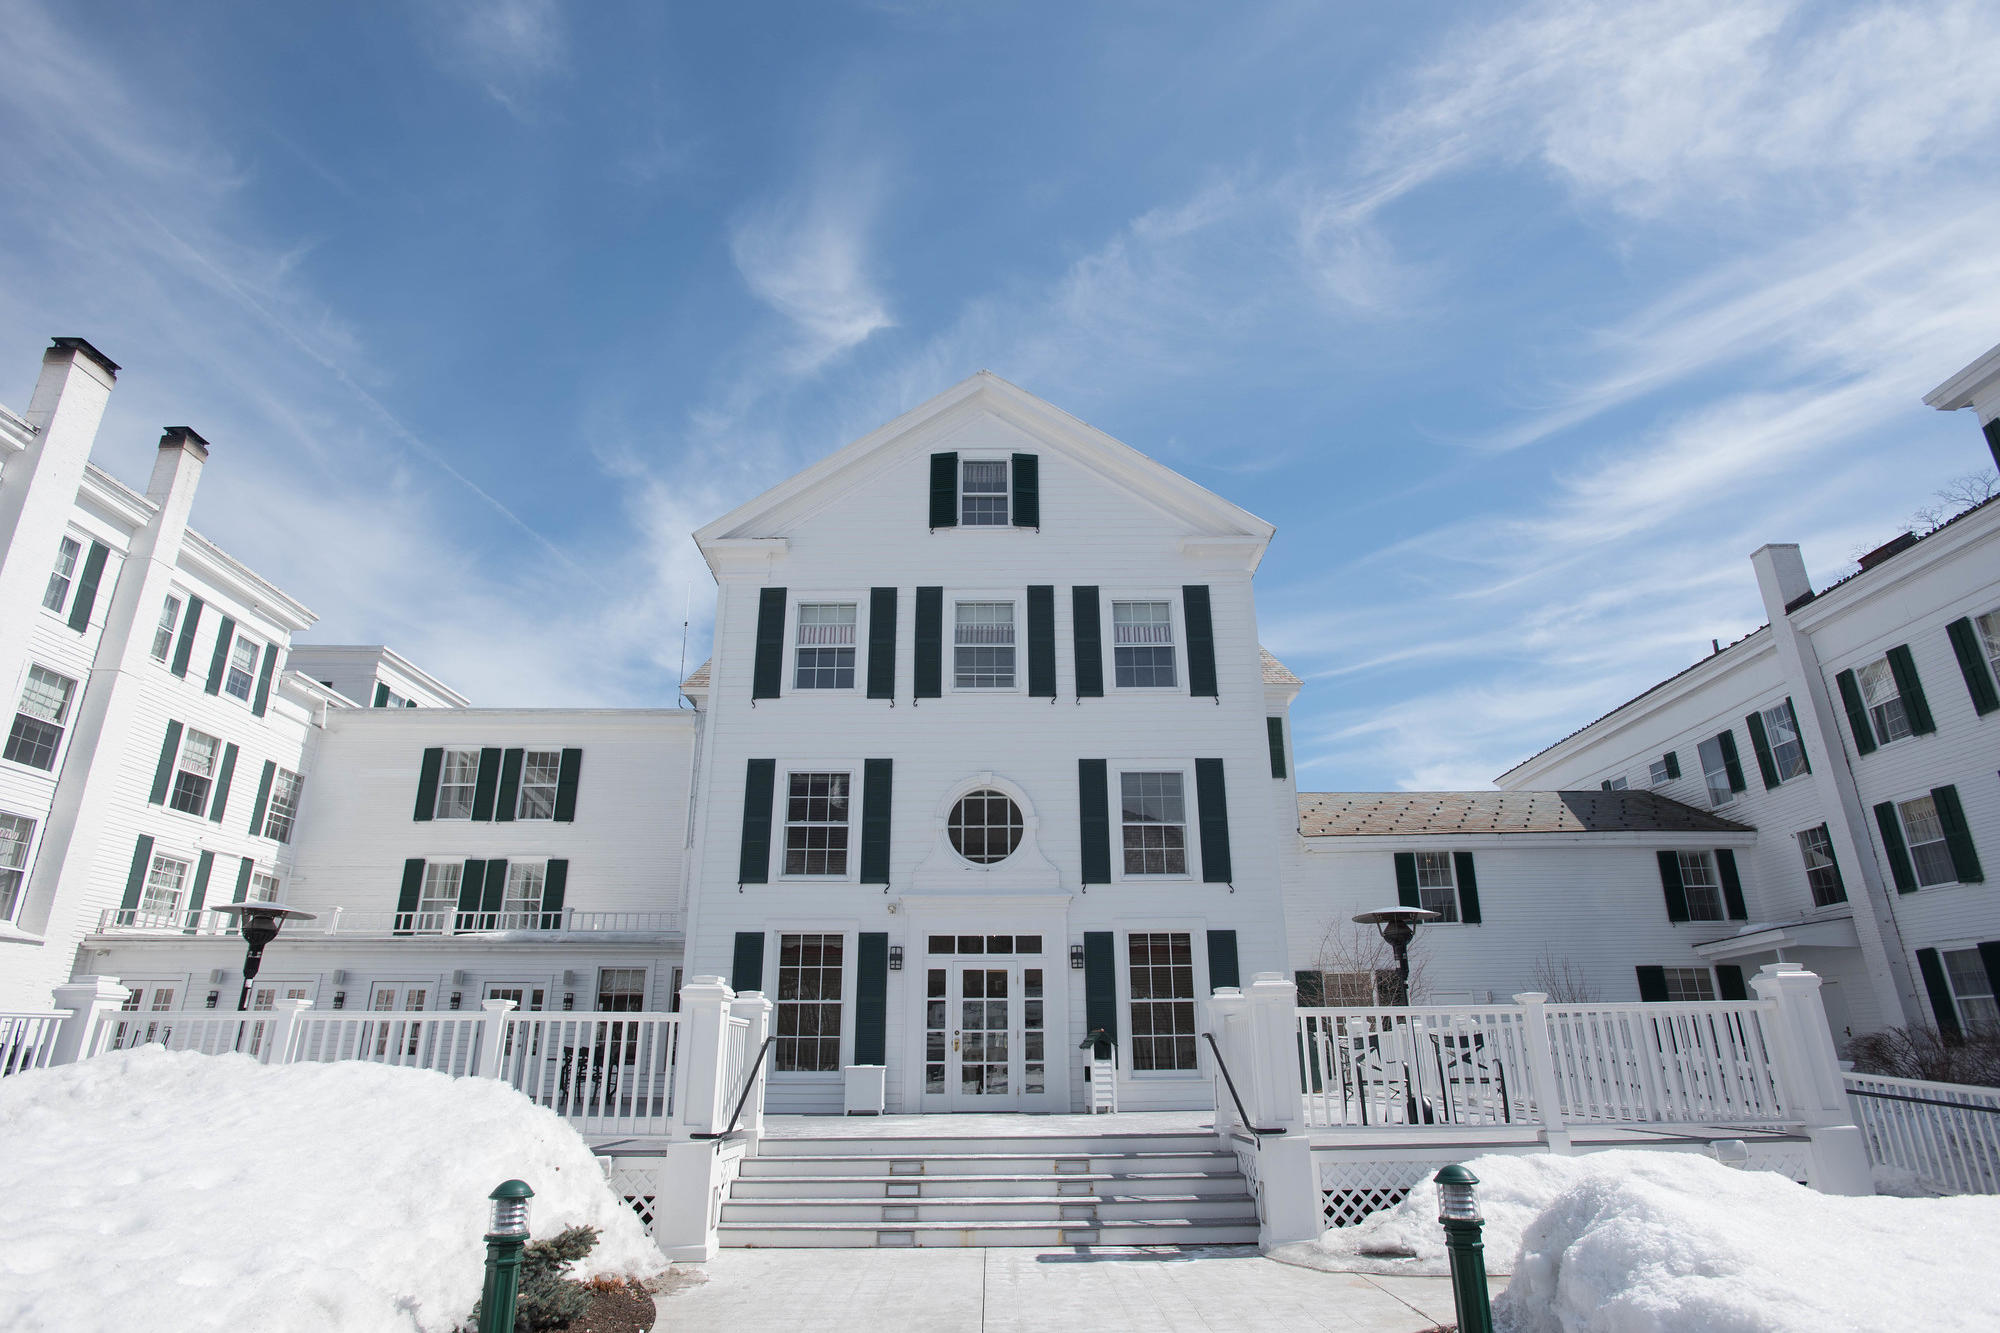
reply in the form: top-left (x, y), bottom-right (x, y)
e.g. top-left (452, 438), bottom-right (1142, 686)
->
top-left (209, 902), bottom-right (317, 1011)
top-left (1351, 906), bottom-right (1438, 1006)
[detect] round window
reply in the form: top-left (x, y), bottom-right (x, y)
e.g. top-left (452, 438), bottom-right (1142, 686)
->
top-left (948, 789), bottom-right (1024, 864)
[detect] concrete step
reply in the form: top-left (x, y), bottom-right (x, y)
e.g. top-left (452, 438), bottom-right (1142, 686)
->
top-left (737, 1150), bottom-right (1236, 1178)
top-left (720, 1194), bottom-right (1257, 1224)
top-left (729, 1170), bottom-right (1248, 1199)
top-left (752, 1132), bottom-right (1223, 1157)
top-left (718, 1218), bottom-right (1261, 1249)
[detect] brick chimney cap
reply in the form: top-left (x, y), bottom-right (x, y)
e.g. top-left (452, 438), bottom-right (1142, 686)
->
top-left (160, 426), bottom-right (211, 458)
top-left (49, 337), bottom-right (120, 377)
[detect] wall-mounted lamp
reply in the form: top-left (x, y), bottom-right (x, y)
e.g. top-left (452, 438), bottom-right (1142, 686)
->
top-left (332, 991), bottom-right (347, 1010)
top-left (1070, 944), bottom-right (1085, 970)
top-left (888, 945), bottom-right (904, 971)
top-left (562, 993), bottom-right (575, 1011)
top-left (449, 992), bottom-right (463, 1010)
top-left (205, 991), bottom-right (219, 1009)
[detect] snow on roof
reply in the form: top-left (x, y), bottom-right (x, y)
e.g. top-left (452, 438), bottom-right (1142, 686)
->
top-left (1296, 789), bottom-right (1753, 837)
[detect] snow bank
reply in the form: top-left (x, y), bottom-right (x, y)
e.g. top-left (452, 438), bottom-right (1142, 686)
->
top-left (0, 1047), bottom-right (663, 1332)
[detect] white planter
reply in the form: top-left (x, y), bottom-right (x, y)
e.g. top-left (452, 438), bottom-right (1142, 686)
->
top-left (843, 1064), bottom-right (886, 1115)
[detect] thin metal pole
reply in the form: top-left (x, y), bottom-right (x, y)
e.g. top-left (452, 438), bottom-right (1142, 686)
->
top-left (1443, 1214), bottom-right (1493, 1332)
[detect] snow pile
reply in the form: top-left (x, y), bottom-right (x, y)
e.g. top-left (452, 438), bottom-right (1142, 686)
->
top-left (0, 1046), bottom-right (663, 1332)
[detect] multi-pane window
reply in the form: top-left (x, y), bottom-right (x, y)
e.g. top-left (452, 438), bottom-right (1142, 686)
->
top-left (1943, 949), bottom-right (1999, 1030)
top-left (0, 811), bottom-right (34, 921)
top-left (1678, 851), bottom-right (1725, 921)
top-left (1857, 658), bottom-right (1911, 745)
top-left (152, 595), bottom-right (182, 662)
top-left (1697, 735), bottom-right (1735, 807)
top-left (224, 634), bottom-right (259, 702)
top-left (504, 862), bottom-right (546, 922)
top-left (1661, 967), bottom-right (1716, 1002)
top-left (249, 870), bottom-right (281, 903)
top-left (1649, 758), bottom-right (1673, 786)
top-left (1604, 775), bottom-right (1629, 790)
top-left (1797, 825), bottom-right (1845, 907)
top-left (1120, 772), bottom-right (1188, 875)
top-left (516, 751), bottom-right (560, 820)
top-left (42, 536), bottom-right (80, 612)
top-left (1759, 703), bottom-right (1808, 782)
top-left (1979, 610), bottom-right (2000, 687)
top-left (6, 665), bottom-right (77, 771)
top-left (1112, 601), bottom-right (1176, 687)
top-left (416, 862), bottom-right (462, 931)
top-left (1129, 932), bottom-right (1197, 1071)
top-left (169, 729), bottom-right (220, 816)
top-left (960, 459), bottom-right (1009, 525)
top-left (434, 749), bottom-right (478, 819)
top-left (1314, 970), bottom-right (1393, 1006)
top-left (1414, 851), bottom-right (1459, 921)
top-left (597, 967), bottom-right (646, 1012)
top-left (774, 933), bottom-right (844, 1072)
top-left (379, 687), bottom-right (409, 709)
top-left (141, 853), bottom-right (189, 918)
top-left (953, 601), bottom-right (1016, 687)
top-left (1898, 795), bottom-right (1958, 887)
top-left (794, 603), bottom-right (857, 690)
top-left (948, 789), bottom-right (1023, 864)
top-left (784, 772), bottom-right (850, 876)
top-left (263, 768), bottom-right (303, 843)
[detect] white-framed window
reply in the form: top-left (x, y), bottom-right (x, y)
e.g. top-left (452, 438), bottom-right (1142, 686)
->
top-left (1759, 702), bottom-right (1808, 782)
top-left (1414, 850), bottom-right (1459, 921)
top-left (379, 687), bottom-right (409, 709)
top-left (1311, 969), bottom-right (1395, 1006)
top-left (1943, 949), bottom-right (1999, 1030)
top-left (597, 967), bottom-right (646, 1013)
top-left (224, 633), bottom-right (260, 702)
top-left (516, 751), bottom-right (560, 820)
top-left (1979, 610), bottom-right (2000, 687)
top-left (1649, 758), bottom-right (1673, 786)
top-left (0, 811), bottom-right (34, 922)
top-left (959, 459), bottom-right (1009, 526)
top-left (953, 601), bottom-right (1016, 688)
top-left (1112, 600), bottom-right (1177, 688)
top-left (434, 749), bottom-right (478, 819)
top-left (1661, 967), bottom-right (1716, 1002)
top-left (783, 772), bottom-right (850, 876)
top-left (794, 602), bottom-right (857, 690)
top-left (151, 595), bottom-right (182, 662)
top-left (141, 852), bottom-right (190, 917)
top-left (947, 788), bottom-right (1023, 865)
top-left (1604, 775), bottom-right (1629, 790)
top-left (169, 729), bottom-right (220, 816)
top-left (263, 768), bottom-right (303, 843)
top-left (1898, 795), bottom-right (1957, 888)
top-left (417, 862), bottom-right (461, 931)
top-left (1120, 771), bottom-right (1188, 876)
top-left (249, 870), bottom-right (281, 902)
top-left (1678, 850), bottom-right (1725, 921)
top-left (5, 665), bottom-right (77, 771)
top-left (504, 862), bottom-right (545, 921)
top-left (1697, 734), bottom-right (1735, 807)
top-left (1857, 657), bottom-right (1912, 745)
top-left (774, 933), bottom-right (844, 1072)
top-left (1128, 932), bottom-right (1197, 1072)
top-left (1797, 825), bottom-right (1845, 907)
top-left (42, 536), bottom-right (81, 613)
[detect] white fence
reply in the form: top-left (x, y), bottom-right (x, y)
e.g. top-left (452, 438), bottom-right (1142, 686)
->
top-left (92, 906), bottom-right (683, 937)
top-left (1, 1011), bottom-right (67, 1075)
top-left (1845, 1071), bottom-right (2000, 1196)
top-left (494, 1013), bottom-right (682, 1137)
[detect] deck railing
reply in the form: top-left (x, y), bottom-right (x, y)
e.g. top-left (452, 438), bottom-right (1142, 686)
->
top-left (92, 906), bottom-right (683, 937)
top-left (492, 1013), bottom-right (682, 1136)
top-left (0, 1011), bottom-right (68, 1075)
top-left (1298, 1006), bottom-right (1540, 1128)
top-left (288, 1011), bottom-right (490, 1075)
top-left (1845, 1070), bottom-right (2000, 1195)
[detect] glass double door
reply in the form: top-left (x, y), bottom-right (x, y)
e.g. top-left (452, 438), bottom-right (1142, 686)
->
top-left (924, 961), bottom-right (1047, 1110)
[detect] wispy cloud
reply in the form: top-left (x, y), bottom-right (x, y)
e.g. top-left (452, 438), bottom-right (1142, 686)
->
top-left (416, 0), bottom-right (569, 113)
top-left (730, 155), bottom-right (895, 376)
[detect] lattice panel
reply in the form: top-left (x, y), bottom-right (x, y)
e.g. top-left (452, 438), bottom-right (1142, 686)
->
top-left (603, 1161), bottom-right (663, 1231)
top-left (1317, 1158), bottom-right (1433, 1229)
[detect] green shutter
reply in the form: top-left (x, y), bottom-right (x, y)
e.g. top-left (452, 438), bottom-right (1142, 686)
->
top-left (1874, 801), bottom-right (1918, 893)
top-left (914, 587), bottom-right (943, 699)
top-left (1785, 699), bottom-right (1811, 773)
top-left (495, 749), bottom-right (523, 822)
top-left (1635, 966), bottom-right (1669, 1002)
top-left (67, 541), bottom-right (108, 631)
top-left (149, 721), bottom-right (183, 805)
top-left (170, 597), bottom-right (203, 678)
top-left (1886, 644), bottom-right (1935, 734)
top-left (541, 860), bottom-right (568, 925)
top-left (1746, 710), bottom-right (1780, 789)
top-left (1947, 617), bottom-right (2000, 715)
top-left (1656, 850), bottom-right (1689, 921)
top-left (739, 758), bottom-right (776, 884)
top-left (1663, 750), bottom-right (1681, 780)
top-left (248, 760), bottom-right (276, 836)
top-left (867, 587), bottom-right (898, 700)
top-left (1083, 931), bottom-right (1116, 1052)
top-left (1195, 758), bottom-right (1232, 883)
top-left (1979, 943), bottom-right (2000, 1011)
top-left (1071, 586), bottom-right (1103, 698)
top-left (1716, 848), bottom-right (1747, 919)
top-left (413, 747), bottom-right (443, 821)
top-left (1715, 965), bottom-right (1748, 1001)
top-left (1206, 930), bottom-right (1240, 990)
top-left (121, 835), bottom-right (154, 912)
top-left (1453, 851), bottom-right (1482, 924)
top-left (251, 644), bottom-right (277, 717)
top-left (395, 859), bottom-right (425, 935)
top-left (480, 859), bottom-right (508, 915)
top-left (1011, 452), bottom-right (1039, 528)
top-left (470, 747), bottom-right (501, 821)
top-left (1916, 948), bottom-right (1961, 1040)
top-left (208, 742), bottom-right (238, 823)
top-left (232, 857), bottom-right (253, 903)
top-left (929, 452), bottom-right (958, 529)
top-left (1078, 759), bottom-right (1111, 885)
top-left (1931, 785), bottom-right (1983, 883)
top-left (732, 932), bottom-right (765, 992)
top-left (1026, 585), bottom-right (1056, 697)
top-left (1836, 669), bottom-right (1877, 754)
top-left (1267, 717), bottom-right (1287, 779)
top-left (860, 758), bottom-right (893, 884)
top-left (752, 587), bottom-right (786, 700)
top-left (185, 851), bottom-right (214, 929)
top-left (204, 615), bottom-right (235, 695)
top-left (1717, 729), bottom-right (1746, 792)
top-left (855, 933), bottom-right (888, 1065)
top-left (554, 748), bottom-right (582, 822)
top-left (372, 682), bottom-right (390, 707)
top-left (1394, 852), bottom-right (1420, 909)
top-left (1601, 780), bottom-right (1613, 791)
top-left (1183, 585), bottom-right (1217, 699)
top-left (457, 860), bottom-right (485, 914)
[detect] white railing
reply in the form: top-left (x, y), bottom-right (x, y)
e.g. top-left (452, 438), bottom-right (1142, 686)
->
top-left (1845, 1071), bottom-right (2000, 1195)
top-left (93, 906), bottom-right (683, 937)
top-left (1299, 1006), bottom-right (1540, 1128)
top-left (494, 1013), bottom-right (681, 1137)
top-left (1, 1011), bottom-right (68, 1075)
top-left (1544, 1002), bottom-right (1787, 1126)
top-left (288, 1011), bottom-right (488, 1076)
top-left (92, 1011), bottom-right (286, 1058)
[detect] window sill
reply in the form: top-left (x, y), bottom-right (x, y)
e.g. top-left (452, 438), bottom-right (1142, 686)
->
top-left (0, 922), bottom-right (45, 944)
top-left (1127, 1069), bottom-right (1203, 1080)
top-left (1114, 875), bottom-right (1195, 885)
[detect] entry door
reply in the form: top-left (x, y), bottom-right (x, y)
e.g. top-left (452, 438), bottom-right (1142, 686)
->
top-left (368, 983), bottom-right (429, 1058)
top-left (925, 962), bottom-right (1048, 1110)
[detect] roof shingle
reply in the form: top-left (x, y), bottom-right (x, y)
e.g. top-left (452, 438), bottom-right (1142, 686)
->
top-left (1297, 790), bottom-right (1753, 837)
top-left (1260, 647), bottom-right (1301, 688)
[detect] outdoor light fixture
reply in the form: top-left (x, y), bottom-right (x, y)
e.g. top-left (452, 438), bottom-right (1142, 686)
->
top-left (450, 992), bottom-right (463, 1010)
top-left (332, 992), bottom-right (346, 1010)
top-left (488, 1179), bottom-right (533, 1238)
top-left (888, 945), bottom-right (904, 971)
top-left (205, 991), bottom-right (218, 1009)
top-left (1351, 906), bottom-right (1439, 1006)
top-left (1434, 1163), bottom-right (1481, 1223)
top-left (478, 1180), bottom-right (535, 1333)
top-left (1434, 1164), bottom-right (1493, 1333)
top-left (209, 902), bottom-right (318, 1011)
top-left (1070, 944), bottom-right (1085, 969)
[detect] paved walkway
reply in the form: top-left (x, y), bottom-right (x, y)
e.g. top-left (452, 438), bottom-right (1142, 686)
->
top-left (655, 1246), bottom-right (1505, 1331)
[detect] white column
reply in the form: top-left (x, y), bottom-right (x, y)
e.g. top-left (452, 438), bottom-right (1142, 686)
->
top-left (1512, 992), bottom-right (1572, 1153)
top-left (1204, 986), bottom-right (1247, 1133)
top-left (1751, 963), bottom-right (1873, 1195)
top-left (672, 976), bottom-right (734, 1137)
top-left (476, 998), bottom-right (518, 1079)
top-left (48, 975), bottom-right (129, 1065)
top-left (727, 989), bottom-right (772, 1144)
top-left (1240, 972), bottom-right (1320, 1244)
top-left (261, 996), bottom-right (312, 1065)
top-left (0, 340), bottom-right (117, 652)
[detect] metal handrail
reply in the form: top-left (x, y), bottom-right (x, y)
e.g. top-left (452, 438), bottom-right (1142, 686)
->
top-left (692, 1034), bottom-right (775, 1140)
top-left (1849, 1086), bottom-right (2000, 1114)
top-left (1202, 1032), bottom-right (1284, 1137)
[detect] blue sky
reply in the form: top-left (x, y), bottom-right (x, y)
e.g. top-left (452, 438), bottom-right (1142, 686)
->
top-left (3, 1), bottom-right (1998, 789)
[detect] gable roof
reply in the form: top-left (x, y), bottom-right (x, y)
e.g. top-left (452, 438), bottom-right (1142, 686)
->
top-left (1261, 647), bottom-right (1301, 688)
top-left (1297, 790), bottom-right (1753, 837)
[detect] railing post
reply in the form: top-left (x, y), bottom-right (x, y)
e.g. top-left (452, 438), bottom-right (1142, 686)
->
top-left (262, 996), bottom-right (312, 1065)
top-left (48, 976), bottom-right (129, 1065)
top-left (1750, 963), bottom-right (1872, 1195)
top-left (1511, 992), bottom-right (1571, 1152)
top-left (728, 989), bottom-right (773, 1145)
top-left (476, 998), bottom-right (518, 1079)
top-left (672, 977), bottom-right (734, 1137)
top-left (328, 906), bottom-right (342, 935)
top-left (1241, 972), bottom-right (1319, 1245)
top-left (1204, 987), bottom-right (1247, 1134)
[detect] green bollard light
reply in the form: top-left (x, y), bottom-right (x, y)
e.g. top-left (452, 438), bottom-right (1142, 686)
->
top-left (1434, 1164), bottom-right (1493, 1333)
top-left (479, 1180), bottom-right (534, 1333)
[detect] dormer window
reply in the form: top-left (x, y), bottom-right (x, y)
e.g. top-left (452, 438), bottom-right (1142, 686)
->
top-left (960, 460), bottom-right (1009, 525)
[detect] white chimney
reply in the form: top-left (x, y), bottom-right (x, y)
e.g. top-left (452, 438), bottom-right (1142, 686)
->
top-left (0, 337), bottom-right (118, 641)
top-left (1751, 544), bottom-right (1814, 620)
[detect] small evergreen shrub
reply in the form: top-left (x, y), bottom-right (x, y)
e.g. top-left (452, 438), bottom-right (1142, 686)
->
top-left (463, 1224), bottom-right (602, 1332)
top-left (1845, 1025), bottom-right (2000, 1088)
